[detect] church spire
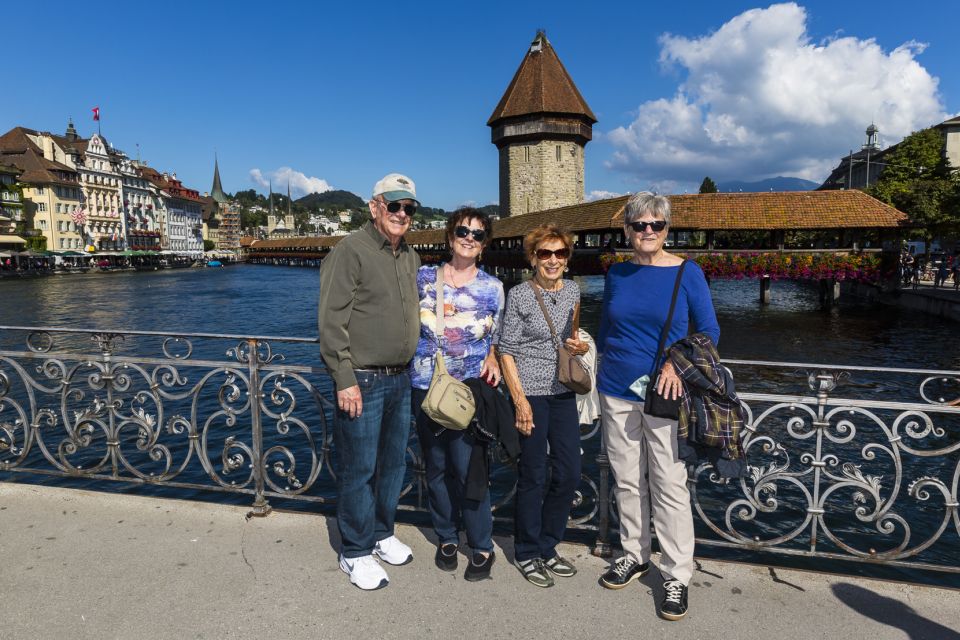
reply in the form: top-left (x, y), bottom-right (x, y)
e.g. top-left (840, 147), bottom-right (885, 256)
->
top-left (268, 180), bottom-right (274, 217)
top-left (287, 180), bottom-right (292, 216)
top-left (211, 155), bottom-right (228, 204)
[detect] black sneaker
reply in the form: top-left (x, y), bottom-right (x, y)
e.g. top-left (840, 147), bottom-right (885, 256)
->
top-left (660, 579), bottom-right (688, 621)
top-left (463, 551), bottom-right (495, 582)
top-left (600, 557), bottom-right (649, 589)
top-left (434, 543), bottom-right (458, 572)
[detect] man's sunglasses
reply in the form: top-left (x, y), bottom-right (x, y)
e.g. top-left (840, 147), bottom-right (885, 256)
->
top-left (628, 220), bottom-right (667, 233)
top-left (454, 226), bottom-right (487, 242)
top-left (535, 247), bottom-right (571, 260)
top-left (383, 200), bottom-right (417, 216)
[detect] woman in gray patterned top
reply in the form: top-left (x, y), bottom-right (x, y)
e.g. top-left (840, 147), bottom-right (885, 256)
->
top-left (498, 224), bottom-right (588, 588)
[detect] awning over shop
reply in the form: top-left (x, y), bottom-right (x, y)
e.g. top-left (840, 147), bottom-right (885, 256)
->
top-left (0, 235), bottom-right (27, 245)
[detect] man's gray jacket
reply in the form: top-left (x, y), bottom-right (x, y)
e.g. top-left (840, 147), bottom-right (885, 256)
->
top-left (318, 221), bottom-right (421, 390)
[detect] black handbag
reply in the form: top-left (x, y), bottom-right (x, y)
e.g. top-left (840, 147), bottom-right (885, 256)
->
top-left (643, 260), bottom-right (687, 420)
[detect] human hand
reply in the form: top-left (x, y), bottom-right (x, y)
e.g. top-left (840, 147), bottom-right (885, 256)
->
top-left (514, 396), bottom-right (533, 436)
top-left (563, 338), bottom-right (588, 357)
top-left (656, 362), bottom-right (683, 400)
top-left (337, 385), bottom-right (363, 418)
top-left (480, 354), bottom-right (501, 386)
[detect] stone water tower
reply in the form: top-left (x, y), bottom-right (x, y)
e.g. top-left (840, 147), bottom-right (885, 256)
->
top-left (488, 31), bottom-right (596, 217)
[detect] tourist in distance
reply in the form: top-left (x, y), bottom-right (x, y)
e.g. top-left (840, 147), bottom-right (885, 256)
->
top-left (318, 173), bottom-right (421, 590)
top-left (409, 207), bottom-right (506, 581)
top-left (498, 224), bottom-right (589, 588)
top-left (595, 192), bottom-right (719, 620)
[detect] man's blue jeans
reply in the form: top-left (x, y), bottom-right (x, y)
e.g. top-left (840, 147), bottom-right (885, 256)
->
top-left (412, 388), bottom-right (494, 553)
top-left (333, 370), bottom-right (411, 559)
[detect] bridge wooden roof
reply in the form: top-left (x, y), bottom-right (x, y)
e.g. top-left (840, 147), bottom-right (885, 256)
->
top-left (247, 190), bottom-right (908, 252)
top-left (481, 190), bottom-right (908, 239)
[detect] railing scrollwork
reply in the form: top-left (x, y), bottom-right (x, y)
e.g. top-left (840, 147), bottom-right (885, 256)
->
top-left (1, 327), bottom-right (958, 576)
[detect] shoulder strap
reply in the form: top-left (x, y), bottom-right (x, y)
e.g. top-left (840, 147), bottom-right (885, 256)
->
top-left (650, 260), bottom-right (688, 375)
top-left (434, 265), bottom-right (447, 360)
top-left (531, 280), bottom-right (559, 343)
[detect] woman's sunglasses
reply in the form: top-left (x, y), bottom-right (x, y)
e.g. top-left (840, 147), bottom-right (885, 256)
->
top-left (454, 226), bottom-right (487, 242)
top-left (384, 201), bottom-right (417, 216)
top-left (628, 220), bottom-right (667, 233)
top-left (535, 247), bottom-right (570, 260)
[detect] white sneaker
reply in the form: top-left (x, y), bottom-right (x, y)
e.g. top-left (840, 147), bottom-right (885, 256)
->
top-left (339, 554), bottom-right (389, 590)
top-left (374, 535), bottom-right (413, 566)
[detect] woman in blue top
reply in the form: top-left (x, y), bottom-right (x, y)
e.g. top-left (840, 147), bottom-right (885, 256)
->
top-left (596, 192), bottom-right (719, 622)
top-left (410, 207), bottom-right (504, 582)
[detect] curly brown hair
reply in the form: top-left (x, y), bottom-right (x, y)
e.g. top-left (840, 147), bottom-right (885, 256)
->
top-left (523, 224), bottom-right (574, 264)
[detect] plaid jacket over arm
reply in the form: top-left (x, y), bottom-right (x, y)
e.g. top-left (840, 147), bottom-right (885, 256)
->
top-left (668, 333), bottom-right (747, 479)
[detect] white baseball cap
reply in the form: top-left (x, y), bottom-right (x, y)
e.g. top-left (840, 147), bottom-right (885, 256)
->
top-left (372, 173), bottom-right (418, 204)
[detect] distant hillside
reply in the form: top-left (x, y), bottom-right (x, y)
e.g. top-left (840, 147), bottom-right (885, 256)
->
top-left (295, 190), bottom-right (365, 209)
top-left (717, 177), bottom-right (818, 192)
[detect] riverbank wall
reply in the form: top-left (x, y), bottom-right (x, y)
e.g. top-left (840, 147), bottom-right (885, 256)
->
top-left (842, 280), bottom-right (960, 322)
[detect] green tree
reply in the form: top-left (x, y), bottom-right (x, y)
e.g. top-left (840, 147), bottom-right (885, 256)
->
top-left (868, 127), bottom-right (960, 255)
top-left (699, 176), bottom-right (718, 193)
top-left (203, 240), bottom-right (216, 251)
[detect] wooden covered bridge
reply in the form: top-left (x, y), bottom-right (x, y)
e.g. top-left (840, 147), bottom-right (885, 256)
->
top-left (246, 190), bottom-right (909, 278)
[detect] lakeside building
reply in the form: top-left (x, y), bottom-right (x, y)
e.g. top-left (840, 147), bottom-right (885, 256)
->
top-left (0, 126), bottom-right (85, 251)
top-left (0, 163), bottom-right (24, 246)
top-left (140, 170), bottom-right (203, 256)
top-left (119, 159), bottom-right (162, 252)
top-left (0, 121), bottom-right (208, 257)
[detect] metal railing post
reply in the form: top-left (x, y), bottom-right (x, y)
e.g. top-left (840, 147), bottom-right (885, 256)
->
top-left (247, 338), bottom-right (271, 516)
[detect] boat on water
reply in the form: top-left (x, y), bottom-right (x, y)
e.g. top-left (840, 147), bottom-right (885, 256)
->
top-left (207, 260), bottom-right (223, 268)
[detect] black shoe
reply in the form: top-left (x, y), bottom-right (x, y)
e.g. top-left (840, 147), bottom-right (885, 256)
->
top-left (600, 557), bottom-right (649, 589)
top-left (660, 579), bottom-right (688, 621)
top-left (434, 543), bottom-right (458, 572)
top-left (464, 551), bottom-right (495, 581)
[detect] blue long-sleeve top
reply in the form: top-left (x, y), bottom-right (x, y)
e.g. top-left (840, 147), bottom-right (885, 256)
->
top-left (597, 261), bottom-right (720, 402)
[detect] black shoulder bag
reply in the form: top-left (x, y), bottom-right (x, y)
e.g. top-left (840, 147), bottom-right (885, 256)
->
top-left (643, 260), bottom-right (687, 420)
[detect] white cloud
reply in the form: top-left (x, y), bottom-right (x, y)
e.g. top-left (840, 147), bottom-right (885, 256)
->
top-left (606, 2), bottom-right (947, 188)
top-left (249, 167), bottom-right (333, 197)
top-left (586, 189), bottom-right (626, 202)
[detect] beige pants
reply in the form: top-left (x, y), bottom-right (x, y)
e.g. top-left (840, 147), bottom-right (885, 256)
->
top-left (600, 392), bottom-right (694, 585)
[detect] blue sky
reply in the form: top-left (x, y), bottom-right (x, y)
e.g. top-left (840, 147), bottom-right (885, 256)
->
top-left (4, 1), bottom-right (957, 209)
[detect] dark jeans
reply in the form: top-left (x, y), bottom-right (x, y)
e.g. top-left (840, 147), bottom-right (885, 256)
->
top-left (333, 370), bottom-right (411, 559)
top-left (412, 388), bottom-right (494, 552)
top-left (514, 392), bottom-right (581, 562)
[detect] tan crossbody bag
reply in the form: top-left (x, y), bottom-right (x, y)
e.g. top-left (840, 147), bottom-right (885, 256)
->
top-left (420, 265), bottom-right (477, 430)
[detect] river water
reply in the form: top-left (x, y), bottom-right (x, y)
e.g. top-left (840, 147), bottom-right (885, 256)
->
top-left (1, 265), bottom-right (958, 585)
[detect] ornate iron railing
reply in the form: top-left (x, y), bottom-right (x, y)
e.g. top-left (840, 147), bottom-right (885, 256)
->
top-left (1, 325), bottom-right (958, 575)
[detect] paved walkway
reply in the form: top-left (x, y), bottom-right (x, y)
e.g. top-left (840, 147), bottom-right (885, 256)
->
top-left (0, 482), bottom-right (956, 640)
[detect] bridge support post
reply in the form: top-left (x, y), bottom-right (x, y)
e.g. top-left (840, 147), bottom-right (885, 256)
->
top-left (819, 278), bottom-right (840, 307)
top-left (760, 275), bottom-right (772, 304)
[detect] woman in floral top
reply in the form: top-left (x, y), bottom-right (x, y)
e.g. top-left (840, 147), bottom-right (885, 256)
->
top-left (410, 207), bottom-right (503, 582)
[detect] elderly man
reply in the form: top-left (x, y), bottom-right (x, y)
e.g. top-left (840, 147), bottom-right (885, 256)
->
top-left (318, 173), bottom-right (421, 590)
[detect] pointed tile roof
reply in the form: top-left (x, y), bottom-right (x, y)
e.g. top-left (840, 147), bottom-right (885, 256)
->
top-left (211, 156), bottom-right (228, 204)
top-left (488, 31), bottom-right (596, 126)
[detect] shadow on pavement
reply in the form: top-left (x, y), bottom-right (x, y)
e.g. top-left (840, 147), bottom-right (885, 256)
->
top-left (831, 582), bottom-right (960, 640)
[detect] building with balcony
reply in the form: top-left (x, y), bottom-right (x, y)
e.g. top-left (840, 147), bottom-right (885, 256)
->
top-left (0, 126), bottom-right (84, 251)
top-left (0, 163), bottom-right (24, 240)
top-left (142, 168), bottom-right (203, 255)
top-left (119, 160), bottom-right (162, 251)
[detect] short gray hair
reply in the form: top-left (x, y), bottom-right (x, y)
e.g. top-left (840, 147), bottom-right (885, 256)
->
top-left (624, 191), bottom-right (671, 226)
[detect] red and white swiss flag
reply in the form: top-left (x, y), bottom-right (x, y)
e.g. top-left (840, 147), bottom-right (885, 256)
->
top-left (92, 106), bottom-right (100, 121)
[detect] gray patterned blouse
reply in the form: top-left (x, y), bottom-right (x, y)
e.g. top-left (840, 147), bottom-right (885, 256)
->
top-left (498, 278), bottom-right (580, 396)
